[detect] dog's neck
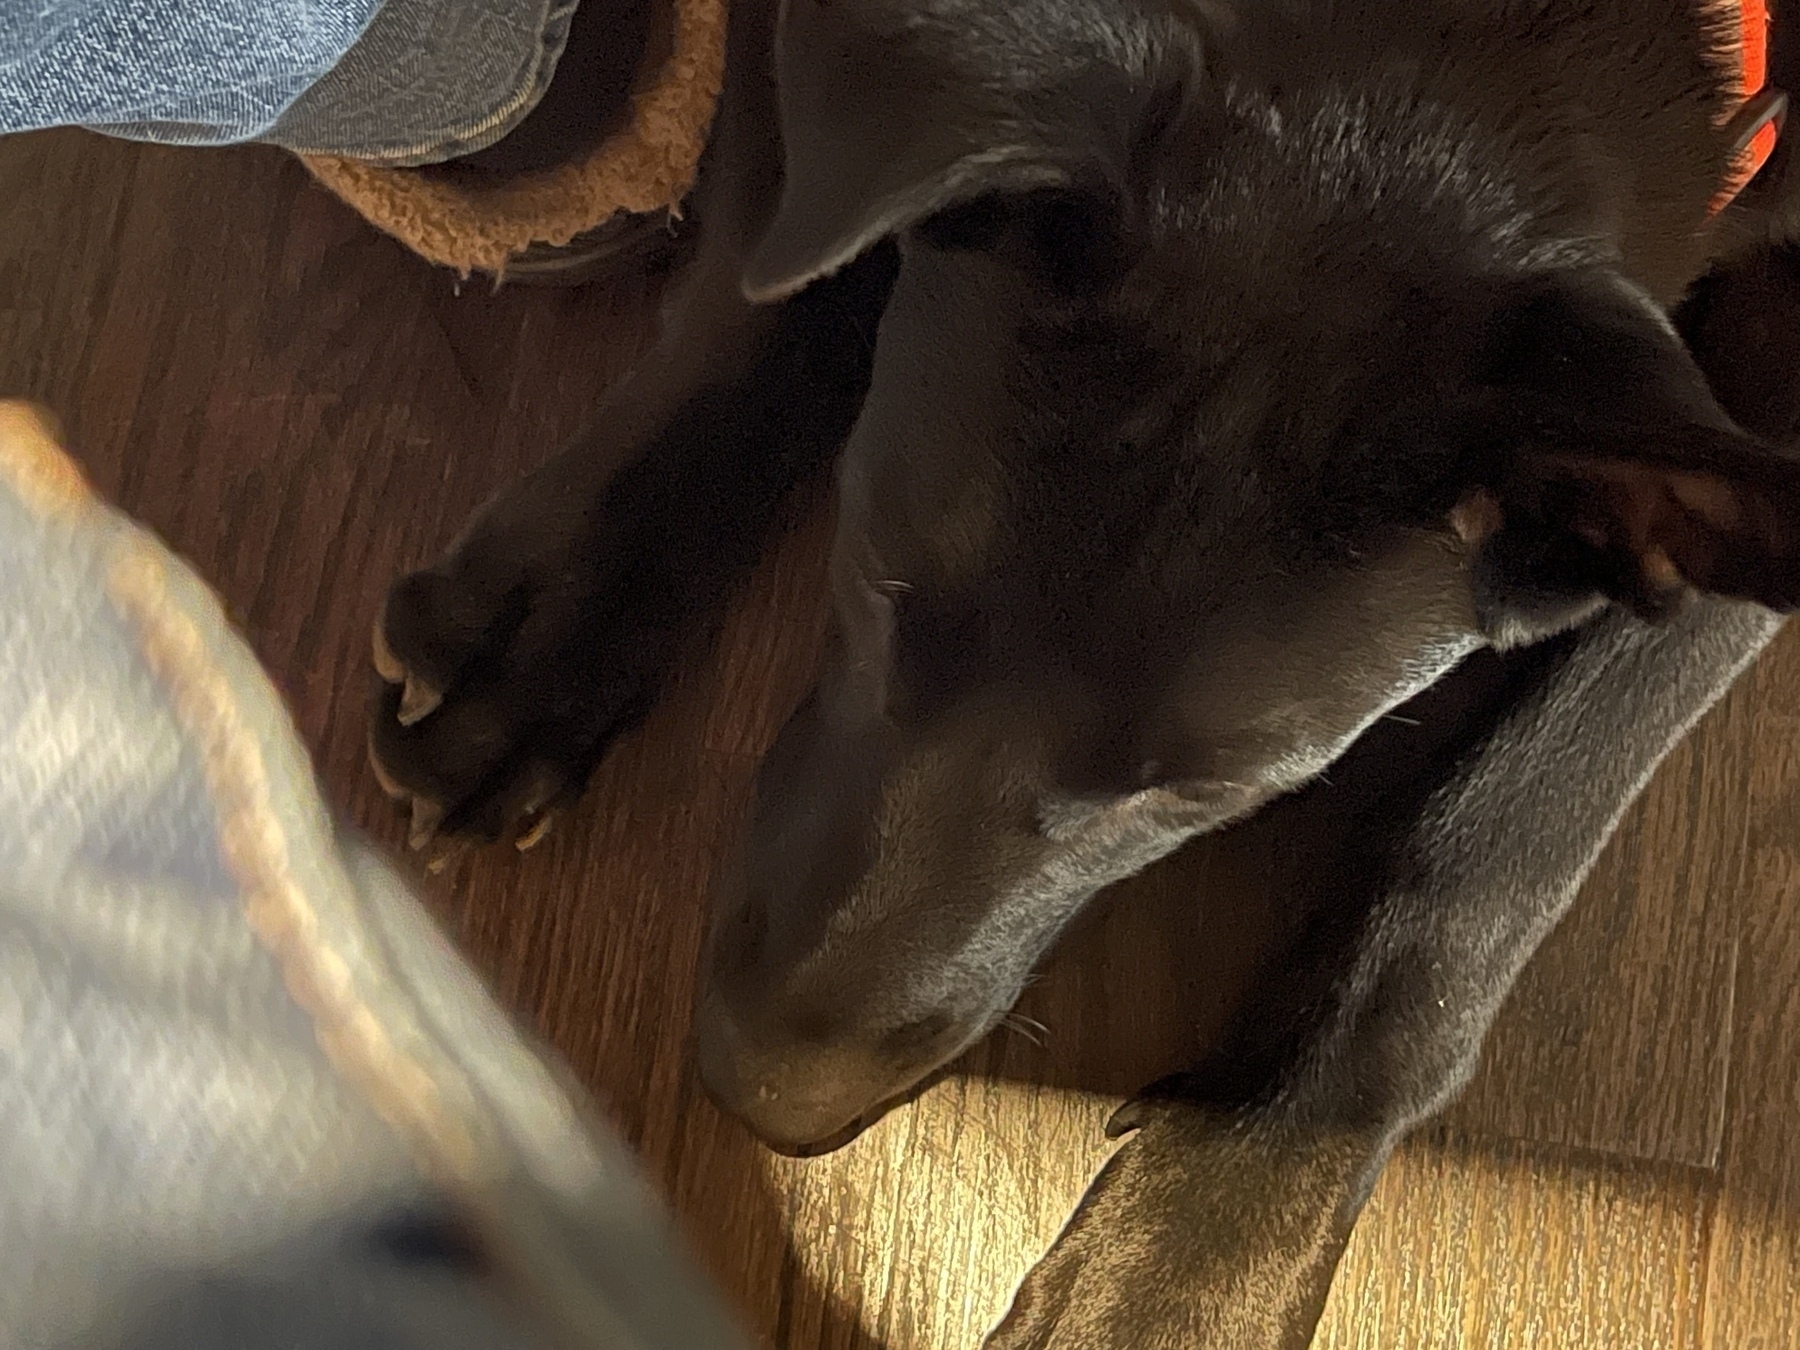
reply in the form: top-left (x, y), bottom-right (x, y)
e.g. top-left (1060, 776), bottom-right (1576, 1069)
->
top-left (1197, 0), bottom-right (1786, 299)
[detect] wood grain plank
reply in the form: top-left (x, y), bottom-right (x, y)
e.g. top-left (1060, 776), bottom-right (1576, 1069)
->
top-left (1318, 1137), bottom-right (1715, 1350)
top-left (769, 1080), bottom-right (1117, 1350)
top-left (1444, 676), bottom-right (1757, 1168)
top-left (1702, 624), bottom-right (1800, 1350)
top-left (0, 131), bottom-right (142, 411)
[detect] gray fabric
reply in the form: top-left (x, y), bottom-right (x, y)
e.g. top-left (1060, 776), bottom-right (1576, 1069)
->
top-left (0, 406), bottom-right (749, 1350)
top-left (270, 0), bottom-right (577, 163)
top-left (0, 0), bottom-right (572, 163)
top-left (0, 0), bottom-right (383, 141)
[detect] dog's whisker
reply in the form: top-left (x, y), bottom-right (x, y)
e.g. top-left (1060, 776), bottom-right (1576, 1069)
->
top-left (1000, 1012), bottom-right (1050, 1047)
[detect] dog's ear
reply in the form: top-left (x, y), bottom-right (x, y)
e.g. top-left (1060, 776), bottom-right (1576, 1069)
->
top-left (1457, 269), bottom-right (1800, 626)
top-left (742, 0), bottom-right (1198, 302)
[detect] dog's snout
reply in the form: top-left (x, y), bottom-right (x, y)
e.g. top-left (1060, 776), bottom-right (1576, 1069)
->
top-left (692, 999), bottom-right (765, 1112)
top-left (693, 997), bottom-right (900, 1153)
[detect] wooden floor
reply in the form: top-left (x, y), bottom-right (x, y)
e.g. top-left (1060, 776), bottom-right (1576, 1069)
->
top-left (3, 129), bottom-right (1797, 1348)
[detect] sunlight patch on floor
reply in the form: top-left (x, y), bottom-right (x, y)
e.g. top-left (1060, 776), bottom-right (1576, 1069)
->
top-left (763, 1074), bottom-right (1121, 1349)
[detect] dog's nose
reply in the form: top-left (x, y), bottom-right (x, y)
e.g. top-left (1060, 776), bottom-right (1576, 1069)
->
top-left (693, 998), bottom-right (885, 1154)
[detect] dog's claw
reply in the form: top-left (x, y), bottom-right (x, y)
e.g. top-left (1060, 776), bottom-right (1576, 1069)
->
top-left (371, 618), bottom-right (406, 684)
top-left (1105, 1098), bottom-right (1153, 1138)
top-left (425, 839), bottom-right (470, 874)
top-left (368, 741), bottom-right (409, 803)
top-left (397, 675), bottom-right (444, 726)
top-left (408, 799), bottom-right (445, 851)
top-left (508, 768), bottom-right (563, 851)
top-left (515, 814), bottom-right (555, 852)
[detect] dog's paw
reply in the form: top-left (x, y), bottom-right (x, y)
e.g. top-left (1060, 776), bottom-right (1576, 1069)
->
top-left (985, 1105), bottom-right (1195, 1350)
top-left (985, 1102), bottom-right (1351, 1350)
top-left (983, 1194), bottom-right (1142, 1349)
top-left (368, 504), bottom-right (686, 851)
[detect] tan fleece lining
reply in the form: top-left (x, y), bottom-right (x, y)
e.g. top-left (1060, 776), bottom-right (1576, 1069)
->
top-left (298, 0), bottom-right (726, 275)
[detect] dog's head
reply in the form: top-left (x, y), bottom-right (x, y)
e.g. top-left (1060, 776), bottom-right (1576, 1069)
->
top-left (696, 0), bottom-right (1800, 1151)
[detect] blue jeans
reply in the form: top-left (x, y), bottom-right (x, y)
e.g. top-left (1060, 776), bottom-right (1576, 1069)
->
top-left (0, 402), bottom-right (749, 1350)
top-left (0, 0), bottom-right (570, 163)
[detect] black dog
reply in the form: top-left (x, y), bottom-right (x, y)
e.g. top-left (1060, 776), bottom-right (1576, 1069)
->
top-left (369, 0), bottom-right (1800, 1342)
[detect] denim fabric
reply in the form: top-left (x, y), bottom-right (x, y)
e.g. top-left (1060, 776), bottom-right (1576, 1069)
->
top-left (0, 0), bottom-right (568, 162)
top-left (0, 401), bottom-right (748, 1350)
top-left (270, 0), bottom-right (576, 163)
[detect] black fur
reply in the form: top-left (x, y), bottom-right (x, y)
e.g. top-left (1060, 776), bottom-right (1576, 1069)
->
top-left (371, 0), bottom-right (1800, 1343)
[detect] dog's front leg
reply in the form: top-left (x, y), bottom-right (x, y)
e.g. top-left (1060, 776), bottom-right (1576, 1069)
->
top-left (366, 241), bottom-right (896, 846)
top-left (988, 598), bottom-right (1780, 1350)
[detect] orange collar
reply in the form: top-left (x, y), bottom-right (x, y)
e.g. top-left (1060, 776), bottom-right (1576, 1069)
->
top-left (1711, 0), bottom-right (1787, 213)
